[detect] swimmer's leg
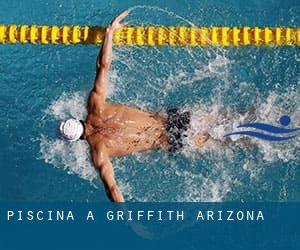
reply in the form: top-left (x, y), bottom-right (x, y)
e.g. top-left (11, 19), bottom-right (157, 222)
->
top-left (189, 108), bottom-right (259, 148)
top-left (192, 133), bottom-right (254, 148)
top-left (190, 115), bottom-right (216, 147)
top-left (192, 132), bottom-right (211, 147)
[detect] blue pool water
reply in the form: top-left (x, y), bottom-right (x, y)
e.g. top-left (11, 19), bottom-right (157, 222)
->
top-left (0, 0), bottom-right (299, 202)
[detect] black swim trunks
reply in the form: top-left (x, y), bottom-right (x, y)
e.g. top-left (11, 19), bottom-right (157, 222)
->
top-left (166, 108), bottom-right (191, 153)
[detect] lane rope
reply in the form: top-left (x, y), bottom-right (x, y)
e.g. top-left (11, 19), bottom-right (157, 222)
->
top-left (0, 25), bottom-right (299, 46)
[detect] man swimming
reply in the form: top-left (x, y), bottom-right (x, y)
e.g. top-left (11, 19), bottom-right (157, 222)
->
top-left (58, 11), bottom-right (210, 202)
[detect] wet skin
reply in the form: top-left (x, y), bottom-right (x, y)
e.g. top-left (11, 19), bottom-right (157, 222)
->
top-left (84, 95), bottom-right (168, 157)
top-left (80, 11), bottom-right (162, 203)
top-left (80, 11), bottom-right (209, 202)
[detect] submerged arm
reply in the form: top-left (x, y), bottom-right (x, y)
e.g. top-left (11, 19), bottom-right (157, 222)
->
top-left (93, 11), bottom-right (129, 100)
top-left (92, 143), bottom-right (124, 202)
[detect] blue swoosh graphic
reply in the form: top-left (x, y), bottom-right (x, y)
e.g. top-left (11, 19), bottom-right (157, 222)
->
top-left (237, 123), bottom-right (300, 134)
top-left (224, 131), bottom-right (297, 141)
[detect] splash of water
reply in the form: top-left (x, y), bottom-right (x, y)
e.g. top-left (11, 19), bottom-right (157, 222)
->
top-left (39, 88), bottom-right (300, 201)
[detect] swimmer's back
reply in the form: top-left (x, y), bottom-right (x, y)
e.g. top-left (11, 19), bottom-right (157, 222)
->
top-left (86, 102), bottom-right (168, 156)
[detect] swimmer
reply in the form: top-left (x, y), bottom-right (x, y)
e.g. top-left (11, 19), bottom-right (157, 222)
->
top-left (58, 11), bottom-right (210, 202)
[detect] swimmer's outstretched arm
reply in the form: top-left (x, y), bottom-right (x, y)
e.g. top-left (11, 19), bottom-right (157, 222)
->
top-left (92, 143), bottom-right (125, 202)
top-left (93, 11), bottom-right (129, 101)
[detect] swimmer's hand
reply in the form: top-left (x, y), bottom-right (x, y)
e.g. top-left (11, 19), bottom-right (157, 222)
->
top-left (107, 10), bottom-right (129, 33)
top-left (94, 10), bottom-right (129, 101)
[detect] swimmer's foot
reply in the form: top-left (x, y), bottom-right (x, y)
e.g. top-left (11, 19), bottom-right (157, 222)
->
top-left (193, 133), bottom-right (210, 147)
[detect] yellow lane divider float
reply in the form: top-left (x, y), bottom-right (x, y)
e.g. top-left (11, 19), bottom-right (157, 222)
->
top-left (0, 25), bottom-right (299, 46)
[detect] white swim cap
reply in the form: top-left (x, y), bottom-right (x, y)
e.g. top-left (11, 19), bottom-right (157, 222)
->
top-left (58, 118), bottom-right (84, 142)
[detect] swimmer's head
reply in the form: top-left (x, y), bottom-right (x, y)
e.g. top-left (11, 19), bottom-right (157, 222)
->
top-left (57, 118), bottom-right (84, 142)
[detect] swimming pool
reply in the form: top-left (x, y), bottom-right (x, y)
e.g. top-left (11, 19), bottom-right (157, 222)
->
top-left (0, 0), bottom-right (299, 202)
